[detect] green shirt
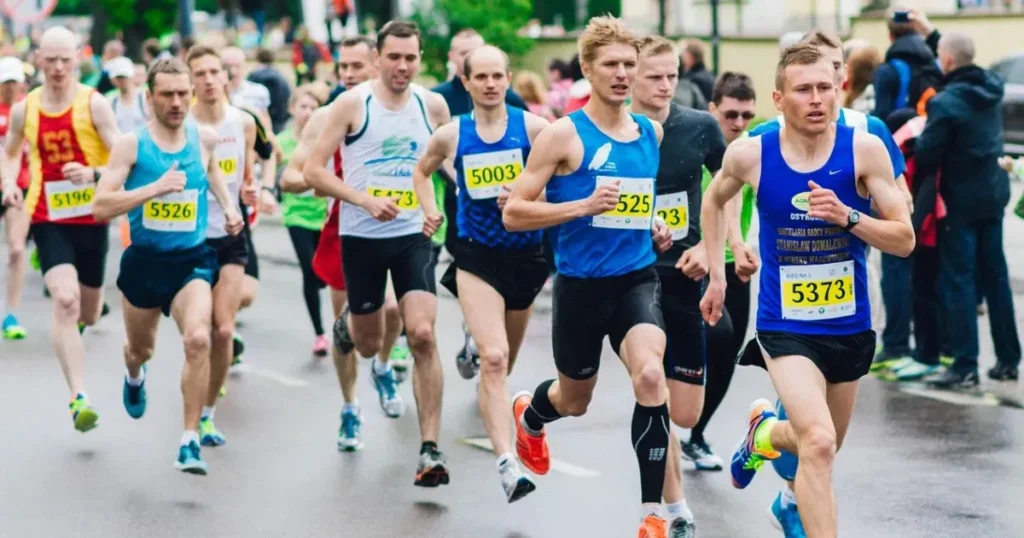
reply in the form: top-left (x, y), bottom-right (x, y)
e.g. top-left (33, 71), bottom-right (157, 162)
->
top-left (279, 129), bottom-right (328, 231)
top-left (700, 167), bottom-right (755, 265)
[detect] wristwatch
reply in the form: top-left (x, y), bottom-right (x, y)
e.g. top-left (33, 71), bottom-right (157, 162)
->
top-left (845, 209), bottom-right (861, 230)
top-left (93, 168), bottom-right (101, 182)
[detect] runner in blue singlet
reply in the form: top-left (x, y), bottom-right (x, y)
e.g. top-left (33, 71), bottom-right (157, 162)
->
top-left (92, 58), bottom-right (243, 476)
top-left (701, 44), bottom-right (914, 538)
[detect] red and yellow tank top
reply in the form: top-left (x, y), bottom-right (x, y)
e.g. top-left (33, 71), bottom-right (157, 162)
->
top-left (23, 84), bottom-right (110, 224)
top-left (0, 100), bottom-right (29, 190)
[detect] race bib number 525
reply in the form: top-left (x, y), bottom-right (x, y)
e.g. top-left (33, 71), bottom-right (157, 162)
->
top-left (592, 176), bottom-right (654, 230)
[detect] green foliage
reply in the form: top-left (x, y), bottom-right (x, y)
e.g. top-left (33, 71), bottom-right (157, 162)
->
top-left (410, 0), bottom-right (534, 83)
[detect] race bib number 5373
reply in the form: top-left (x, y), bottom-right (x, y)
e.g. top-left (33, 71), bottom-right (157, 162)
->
top-left (592, 176), bottom-right (654, 230)
top-left (780, 260), bottom-right (855, 320)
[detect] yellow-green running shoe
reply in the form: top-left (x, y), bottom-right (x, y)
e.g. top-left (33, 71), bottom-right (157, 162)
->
top-left (69, 394), bottom-right (99, 433)
top-left (29, 247), bottom-right (39, 270)
top-left (199, 417), bottom-right (226, 447)
top-left (2, 314), bottom-right (25, 340)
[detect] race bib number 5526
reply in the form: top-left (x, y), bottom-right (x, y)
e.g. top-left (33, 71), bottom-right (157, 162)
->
top-left (143, 190), bottom-right (199, 232)
top-left (780, 260), bottom-right (855, 320)
top-left (592, 176), bottom-right (654, 230)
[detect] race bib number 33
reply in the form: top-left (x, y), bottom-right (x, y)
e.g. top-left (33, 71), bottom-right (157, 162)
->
top-left (367, 176), bottom-right (418, 210)
top-left (143, 189), bottom-right (199, 232)
top-left (462, 149), bottom-right (523, 200)
top-left (45, 180), bottom-right (95, 220)
top-left (592, 176), bottom-right (654, 230)
top-left (780, 260), bottom-right (856, 321)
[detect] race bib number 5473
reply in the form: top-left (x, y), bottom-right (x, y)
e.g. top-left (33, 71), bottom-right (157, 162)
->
top-left (780, 260), bottom-right (855, 320)
top-left (367, 176), bottom-right (419, 210)
top-left (592, 176), bottom-right (654, 230)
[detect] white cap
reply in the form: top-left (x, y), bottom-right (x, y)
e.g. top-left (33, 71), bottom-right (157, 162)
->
top-left (106, 56), bottom-right (134, 79)
top-left (0, 57), bottom-right (24, 83)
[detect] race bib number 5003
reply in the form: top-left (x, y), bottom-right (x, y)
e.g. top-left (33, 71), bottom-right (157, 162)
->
top-left (462, 148), bottom-right (523, 200)
top-left (143, 189), bottom-right (199, 232)
top-left (780, 260), bottom-right (856, 321)
top-left (592, 176), bottom-right (654, 230)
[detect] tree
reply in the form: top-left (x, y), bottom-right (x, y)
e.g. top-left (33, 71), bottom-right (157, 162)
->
top-left (85, 0), bottom-right (178, 60)
top-left (410, 0), bottom-right (534, 83)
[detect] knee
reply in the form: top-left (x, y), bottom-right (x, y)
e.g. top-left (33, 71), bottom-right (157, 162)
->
top-left (798, 424), bottom-right (836, 467)
top-left (7, 243), bottom-right (24, 263)
top-left (406, 322), bottom-right (436, 355)
top-left (384, 300), bottom-right (401, 327)
top-left (478, 344), bottom-right (509, 377)
top-left (125, 341), bottom-right (154, 363)
top-left (669, 401), bottom-right (702, 429)
top-left (52, 289), bottom-right (81, 319)
top-left (183, 327), bottom-right (211, 361)
top-left (213, 322), bottom-right (235, 344)
top-left (632, 360), bottom-right (666, 399)
top-left (562, 392), bottom-right (592, 417)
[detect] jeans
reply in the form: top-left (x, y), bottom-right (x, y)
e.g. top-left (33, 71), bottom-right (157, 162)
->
top-left (912, 246), bottom-right (941, 365)
top-left (880, 252), bottom-right (913, 356)
top-left (938, 217), bottom-right (1022, 373)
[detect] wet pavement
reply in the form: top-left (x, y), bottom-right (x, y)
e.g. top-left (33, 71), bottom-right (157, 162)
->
top-left (3, 187), bottom-right (1024, 537)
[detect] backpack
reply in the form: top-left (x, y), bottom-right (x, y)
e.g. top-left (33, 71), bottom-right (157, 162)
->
top-left (889, 58), bottom-right (943, 115)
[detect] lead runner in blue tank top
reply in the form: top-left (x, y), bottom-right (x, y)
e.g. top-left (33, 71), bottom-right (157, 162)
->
top-left (92, 60), bottom-right (244, 477)
top-left (700, 45), bottom-right (915, 537)
top-left (411, 45), bottom-right (554, 504)
top-left (499, 17), bottom-right (681, 536)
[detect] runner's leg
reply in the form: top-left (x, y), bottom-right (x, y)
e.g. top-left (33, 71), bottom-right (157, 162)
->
top-left (3, 205), bottom-right (28, 325)
top-left (45, 265), bottom-right (87, 397)
top-left (401, 291), bottom-right (441, 443)
top-left (170, 279), bottom-right (214, 437)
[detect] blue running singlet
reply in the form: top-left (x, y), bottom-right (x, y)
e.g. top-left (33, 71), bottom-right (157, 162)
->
top-left (454, 105), bottom-right (541, 249)
top-left (545, 110), bottom-right (660, 278)
top-left (756, 124), bottom-right (872, 335)
top-left (125, 122), bottom-right (209, 251)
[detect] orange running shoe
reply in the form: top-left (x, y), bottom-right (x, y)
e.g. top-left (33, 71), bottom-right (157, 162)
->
top-left (638, 514), bottom-right (668, 538)
top-left (512, 390), bottom-right (550, 476)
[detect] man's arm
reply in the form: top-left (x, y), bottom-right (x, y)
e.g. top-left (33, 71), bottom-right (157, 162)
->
top-left (0, 102), bottom-right (25, 191)
top-left (701, 137), bottom-right (759, 283)
top-left (241, 113), bottom-right (260, 206)
top-left (911, 98), bottom-right (951, 171)
top-left (412, 122), bottom-right (456, 217)
top-left (202, 126), bottom-right (241, 225)
top-left (89, 92), bottom-right (121, 171)
top-left (303, 92), bottom-right (369, 206)
top-left (843, 134), bottom-right (915, 257)
top-left (92, 132), bottom-right (153, 220)
top-left (524, 111), bottom-right (552, 142)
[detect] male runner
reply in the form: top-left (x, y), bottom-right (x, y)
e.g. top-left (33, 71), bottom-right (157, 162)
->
top-left (92, 58), bottom-right (243, 474)
top-left (412, 45), bottom-right (550, 503)
top-left (304, 20), bottom-right (454, 485)
top-left (504, 16), bottom-right (675, 538)
top-left (0, 56), bottom-right (29, 339)
top-left (702, 44), bottom-right (914, 538)
top-left (0, 27), bottom-right (120, 432)
top-left (186, 45), bottom-right (259, 447)
top-left (628, 35), bottom-right (732, 538)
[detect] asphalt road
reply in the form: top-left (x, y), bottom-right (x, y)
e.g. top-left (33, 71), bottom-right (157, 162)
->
top-left (3, 194), bottom-right (1024, 537)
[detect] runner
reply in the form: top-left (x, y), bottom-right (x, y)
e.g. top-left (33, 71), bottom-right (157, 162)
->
top-left (0, 56), bottom-right (29, 340)
top-left (411, 45), bottom-right (550, 502)
top-left (628, 35), bottom-right (729, 538)
top-left (185, 45), bottom-right (259, 447)
top-left (702, 44), bottom-right (914, 538)
top-left (92, 57), bottom-right (243, 474)
top-left (304, 20), bottom-right (454, 485)
top-left (503, 16), bottom-right (675, 537)
top-left (0, 27), bottom-right (120, 432)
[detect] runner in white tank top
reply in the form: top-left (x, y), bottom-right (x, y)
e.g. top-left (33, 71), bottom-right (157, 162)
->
top-left (203, 105), bottom-right (247, 240)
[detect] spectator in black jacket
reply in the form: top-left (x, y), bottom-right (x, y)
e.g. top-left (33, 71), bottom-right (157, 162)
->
top-left (247, 48), bottom-right (292, 134)
top-left (915, 32), bottom-right (1021, 388)
top-left (872, 8), bottom-right (943, 125)
top-left (679, 39), bottom-right (715, 103)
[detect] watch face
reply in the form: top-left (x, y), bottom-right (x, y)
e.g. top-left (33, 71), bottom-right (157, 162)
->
top-left (850, 210), bottom-right (860, 223)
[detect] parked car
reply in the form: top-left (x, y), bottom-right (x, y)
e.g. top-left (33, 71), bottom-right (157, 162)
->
top-left (991, 53), bottom-right (1024, 155)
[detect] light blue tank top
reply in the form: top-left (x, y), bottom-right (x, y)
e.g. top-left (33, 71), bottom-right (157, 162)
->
top-left (756, 124), bottom-right (872, 335)
top-left (125, 122), bottom-right (209, 251)
top-left (545, 110), bottom-right (660, 278)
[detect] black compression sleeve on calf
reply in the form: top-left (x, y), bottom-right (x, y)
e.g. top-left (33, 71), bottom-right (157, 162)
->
top-left (523, 379), bottom-right (560, 432)
top-left (632, 402), bottom-right (671, 505)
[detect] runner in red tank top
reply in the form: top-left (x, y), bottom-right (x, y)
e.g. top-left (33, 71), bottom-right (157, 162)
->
top-left (0, 56), bottom-right (30, 340)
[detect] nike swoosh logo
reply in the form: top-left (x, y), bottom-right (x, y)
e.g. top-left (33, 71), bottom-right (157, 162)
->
top-left (829, 170), bottom-right (842, 175)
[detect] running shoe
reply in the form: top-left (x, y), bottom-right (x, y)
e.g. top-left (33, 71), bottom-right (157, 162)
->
top-left (199, 417), bottom-right (226, 447)
top-left (219, 385), bottom-right (227, 399)
top-left (312, 334), bottom-right (329, 358)
top-left (893, 360), bottom-right (941, 381)
top-left (390, 335), bottom-right (411, 383)
top-left (730, 398), bottom-right (780, 489)
top-left (230, 333), bottom-right (245, 370)
top-left (869, 354), bottom-right (913, 374)
top-left (29, 247), bottom-right (39, 270)
top-left (69, 394), bottom-right (99, 433)
top-left (940, 355), bottom-right (954, 367)
top-left (638, 514), bottom-right (668, 538)
top-left (333, 305), bottom-right (354, 355)
top-left (1, 313), bottom-right (25, 340)
top-left (769, 492), bottom-right (807, 537)
top-left (77, 322), bottom-right (86, 335)
top-left (101, 302), bottom-right (111, 318)
top-left (668, 518), bottom-right (696, 538)
top-left (175, 440), bottom-right (208, 475)
top-left (414, 448), bottom-right (450, 488)
top-left (926, 369), bottom-right (980, 389)
top-left (498, 457), bottom-right (536, 503)
top-left (512, 391), bottom-right (550, 475)
top-left (771, 400), bottom-right (798, 482)
top-left (122, 366), bottom-right (147, 419)
top-left (338, 407), bottom-right (363, 451)
top-left (988, 362), bottom-right (1019, 381)
top-left (370, 363), bottom-right (404, 418)
top-left (681, 438), bottom-right (724, 471)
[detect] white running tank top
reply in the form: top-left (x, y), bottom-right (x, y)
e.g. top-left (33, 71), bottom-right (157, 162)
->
top-left (202, 106), bottom-right (247, 239)
top-left (340, 81), bottom-right (433, 238)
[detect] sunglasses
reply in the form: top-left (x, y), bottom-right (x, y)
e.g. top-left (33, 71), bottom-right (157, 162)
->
top-left (723, 111), bottom-right (756, 121)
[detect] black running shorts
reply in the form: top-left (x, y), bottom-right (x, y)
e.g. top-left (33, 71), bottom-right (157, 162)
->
top-left (206, 233), bottom-right (250, 268)
top-left (440, 239), bottom-right (548, 311)
top-left (31, 222), bottom-right (109, 288)
top-left (657, 267), bottom-right (708, 385)
top-left (738, 329), bottom-right (876, 384)
top-left (117, 243), bottom-right (218, 316)
top-left (341, 233), bottom-right (436, 315)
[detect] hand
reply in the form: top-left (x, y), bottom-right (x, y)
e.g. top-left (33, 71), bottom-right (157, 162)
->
top-left (676, 241), bottom-right (709, 281)
top-left (651, 216), bottom-right (673, 253)
top-left (699, 279), bottom-right (727, 326)
top-left (241, 183), bottom-right (259, 207)
top-left (423, 211), bottom-right (444, 237)
top-left (807, 180), bottom-right (852, 226)
top-left (2, 184), bottom-right (22, 207)
top-left (731, 242), bottom-right (760, 283)
top-left (999, 156), bottom-right (1016, 173)
top-left (259, 189), bottom-right (278, 215)
top-left (154, 162), bottom-right (187, 196)
top-left (224, 209), bottom-right (244, 236)
top-left (497, 184), bottom-right (512, 210)
top-left (908, 9), bottom-right (933, 36)
top-left (583, 180), bottom-right (620, 216)
top-left (62, 162), bottom-right (93, 184)
top-left (363, 194), bottom-right (400, 222)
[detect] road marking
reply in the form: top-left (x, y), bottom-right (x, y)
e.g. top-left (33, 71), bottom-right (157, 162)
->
top-left (458, 437), bottom-right (601, 478)
top-left (238, 364), bottom-right (309, 387)
top-left (899, 386), bottom-right (999, 407)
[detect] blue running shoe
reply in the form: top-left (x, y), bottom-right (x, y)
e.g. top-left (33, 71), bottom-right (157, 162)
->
top-left (769, 492), bottom-right (807, 537)
top-left (370, 363), bottom-right (404, 418)
top-left (731, 398), bottom-right (780, 489)
top-left (175, 440), bottom-right (208, 475)
top-left (772, 400), bottom-right (798, 481)
top-left (337, 407), bottom-right (363, 451)
top-left (199, 417), bottom-right (226, 447)
top-left (122, 367), bottom-right (147, 419)
top-left (2, 313), bottom-right (26, 340)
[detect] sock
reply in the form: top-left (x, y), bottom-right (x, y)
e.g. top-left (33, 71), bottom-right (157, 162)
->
top-left (466, 334), bottom-right (478, 356)
top-left (522, 379), bottom-right (560, 433)
top-left (496, 452), bottom-right (514, 470)
top-left (753, 417), bottom-right (778, 454)
top-left (75, 391), bottom-right (89, 402)
top-left (372, 357), bottom-right (389, 375)
top-left (665, 499), bottom-right (694, 522)
top-left (180, 430), bottom-right (199, 446)
top-left (126, 368), bottom-right (145, 387)
top-left (201, 406), bottom-right (215, 421)
top-left (420, 441), bottom-right (438, 455)
top-left (641, 504), bottom-right (662, 520)
top-left (631, 402), bottom-right (670, 505)
top-left (342, 401), bottom-right (359, 414)
top-left (780, 484), bottom-right (797, 508)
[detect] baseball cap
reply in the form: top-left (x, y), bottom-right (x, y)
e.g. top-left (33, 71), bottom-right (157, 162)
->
top-left (0, 57), bottom-right (25, 83)
top-left (106, 57), bottom-right (134, 79)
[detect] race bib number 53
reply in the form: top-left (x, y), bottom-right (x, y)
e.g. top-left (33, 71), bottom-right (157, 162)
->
top-left (367, 176), bottom-right (418, 210)
top-left (462, 149), bottom-right (523, 200)
top-left (143, 189), bottom-right (199, 232)
top-left (45, 180), bottom-right (95, 221)
top-left (592, 176), bottom-right (654, 230)
top-left (780, 260), bottom-right (855, 320)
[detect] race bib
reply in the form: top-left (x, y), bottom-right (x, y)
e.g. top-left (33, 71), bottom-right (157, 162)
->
top-left (366, 176), bottom-right (418, 211)
top-left (143, 189), bottom-right (199, 232)
top-left (780, 260), bottom-right (856, 320)
top-left (462, 148), bottom-right (523, 200)
top-left (217, 157), bottom-right (238, 178)
top-left (45, 180), bottom-right (95, 220)
top-left (655, 191), bottom-right (689, 241)
top-left (592, 176), bottom-right (654, 230)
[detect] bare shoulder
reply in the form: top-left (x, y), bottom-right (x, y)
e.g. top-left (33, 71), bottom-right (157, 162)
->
top-left (523, 111), bottom-right (551, 139)
top-left (724, 135), bottom-right (761, 169)
top-left (89, 90), bottom-right (112, 110)
top-left (543, 116), bottom-right (579, 140)
top-left (109, 130), bottom-right (140, 163)
top-left (432, 121), bottom-right (458, 144)
top-left (853, 129), bottom-right (888, 156)
top-left (425, 91), bottom-right (449, 114)
top-left (648, 117), bottom-right (664, 143)
top-left (199, 125), bottom-right (219, 147)
top-left (239, 107), bottom-right (257, 129)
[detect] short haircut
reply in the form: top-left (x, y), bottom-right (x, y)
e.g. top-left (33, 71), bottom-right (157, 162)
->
top-left (377, 20), bottom-right (421, 52)
top-left (255, 48), bottom-right (274, 64)
top-left (775, 43), bottom-right (828, 90)
top-left (142, 38), bottom-right (161, 59)
top-left (341, 35), bottom-right (377, 51)
top-left (451, 28), bottom-right (481, 45)
top-left (799, 30), bottom-right (841, 51)
top-left (463, 45), bottom-right (509, 78)
top-left (185, 45), bottom-right (221, 69)
top-left (577, 15), bottom-right (641, 65)
top-left (147, 58), bottom-right (191, 91)
top-left (681, 39), bottom-right (704, 65)
top-left (712, 71), bottom-right (756, 104)
top-left (887, 7), bottom-right (916, 38)
top-left (291, 83), bottom-right (327, 107)
top-left (939, 32), bottom-right (975, 68)
top-left (547, 58), bottom-right (571, 79)
top-left (639, 35), bottom-right (677, 59)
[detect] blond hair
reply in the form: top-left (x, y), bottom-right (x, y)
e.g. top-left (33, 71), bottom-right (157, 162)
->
top-left (843, 46), bottom-right (882, 109)
top-left (639, 35), bottom-right (677, 59)
top-left (513, 71), bottom-right (546, 106)
top-left (291, 83), bottom-right (327, 107)
top-left (775, 43), bottom-right (828, 90)
top-left (577, 15), bottom-right (641, 65)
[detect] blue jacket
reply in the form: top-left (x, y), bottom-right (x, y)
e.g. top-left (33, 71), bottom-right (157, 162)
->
top-left (872, 31), bottom-right (941, 122)
top-left (432, 76), bottom-right (528, 117)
